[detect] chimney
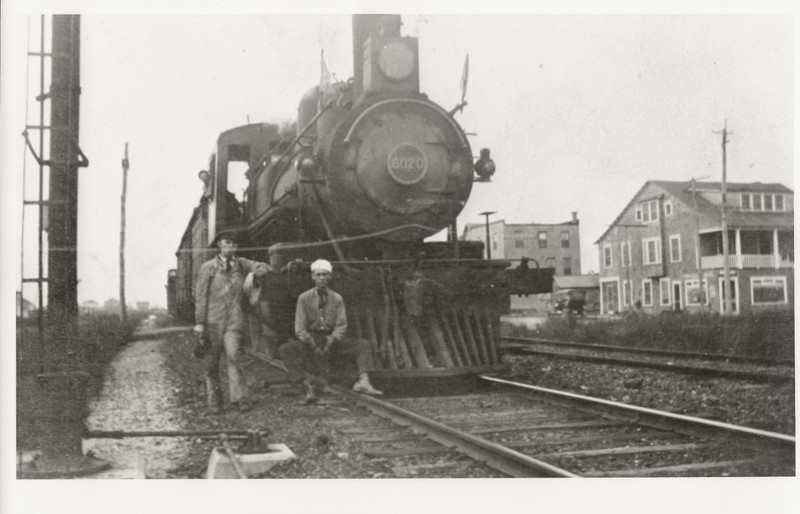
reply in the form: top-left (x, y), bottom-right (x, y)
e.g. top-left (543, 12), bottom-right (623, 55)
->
top-left (571, 211), bottom-right (578, 223)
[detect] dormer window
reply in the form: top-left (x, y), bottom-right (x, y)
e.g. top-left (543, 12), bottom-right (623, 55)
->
top-left (740, 193), bottom-right (787, 211)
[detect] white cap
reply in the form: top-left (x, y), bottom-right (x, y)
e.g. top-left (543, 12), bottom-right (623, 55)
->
top-left (310, 259), bottom-right (333, 273)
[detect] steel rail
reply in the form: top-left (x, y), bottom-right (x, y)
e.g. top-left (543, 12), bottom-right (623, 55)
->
top-left (501, 344), bottom-right (792, 383)
top-left (480, 375), bottom-right (796, 446)
top-left (502, 336), bottom-right (794, 366)
top-left (328, 384), bottom-right (578, 478)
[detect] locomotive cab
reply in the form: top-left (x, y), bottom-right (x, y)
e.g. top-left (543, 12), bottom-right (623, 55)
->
top-left (205, 123), bottom-right (280, 244)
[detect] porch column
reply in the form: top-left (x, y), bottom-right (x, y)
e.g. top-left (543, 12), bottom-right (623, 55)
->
top-left (735, 229), bottom-right (742, 269)
top-left (773, 229), bottom-right (780, 269)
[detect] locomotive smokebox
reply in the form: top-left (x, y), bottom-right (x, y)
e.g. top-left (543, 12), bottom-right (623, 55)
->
top-left (320, 95), bottom-right (474, 242)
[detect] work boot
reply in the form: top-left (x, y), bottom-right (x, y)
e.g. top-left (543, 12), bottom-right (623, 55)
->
top-left (303, 381), bottom-right (318, 404)
top-left (352, 377), bottom-right (383, 396)
top-left (238, 400), bottom-right (251, 412)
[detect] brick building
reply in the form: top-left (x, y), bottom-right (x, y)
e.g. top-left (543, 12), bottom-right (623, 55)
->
top-left (462, 212), bottom-right (582, 276)
top-left (595, 180), bottom-right (793, 315)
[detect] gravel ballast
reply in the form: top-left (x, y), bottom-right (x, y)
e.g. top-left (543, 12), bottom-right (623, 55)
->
top-left (79, 323), bottom-right (794, 479)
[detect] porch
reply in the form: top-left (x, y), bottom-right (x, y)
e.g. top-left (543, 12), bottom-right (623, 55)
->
top-left (700, 229), bottom-right (793, 270)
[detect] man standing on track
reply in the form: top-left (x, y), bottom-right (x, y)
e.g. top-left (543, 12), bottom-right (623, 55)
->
top-left (194, 227), bottom-right (270, 414)
top-left (279, 259), bottom-right (383, 403)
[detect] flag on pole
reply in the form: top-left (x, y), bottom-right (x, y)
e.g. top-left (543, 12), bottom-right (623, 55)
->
top-left (319, 49), bottom-right (331, 110)
top-left (460, 54), bottom-right (469, 104)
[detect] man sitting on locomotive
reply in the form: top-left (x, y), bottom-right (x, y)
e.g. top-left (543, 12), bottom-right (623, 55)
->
top-left (194, 227), bottom-right (271, 414)
top-left (278, 259), bottom-right (383, 403)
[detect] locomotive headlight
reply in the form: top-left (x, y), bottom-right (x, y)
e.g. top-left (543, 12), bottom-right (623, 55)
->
top-left (474, 148), bottom-right (496, 182)
top-left (378, 42), bottom-right (416, 81)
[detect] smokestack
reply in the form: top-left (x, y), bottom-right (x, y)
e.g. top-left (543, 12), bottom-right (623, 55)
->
top-left (351, 14), bottom-right (402, 98)
top-left (572, 211), bottom-right (578, 223)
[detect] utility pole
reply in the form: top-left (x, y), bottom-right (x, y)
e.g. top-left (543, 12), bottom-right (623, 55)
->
top-left (119, 143), bottom-right (129, 322)
top-left (691, 176), bottom-right (710, 309)
top-left (479, 211), bottom-right (496, 259)
top-left (715, 122), bottom-right (733, 315)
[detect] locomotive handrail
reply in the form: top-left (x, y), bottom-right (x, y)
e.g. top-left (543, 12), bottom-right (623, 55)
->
top-left (250, 99), bottom-right (337, 201)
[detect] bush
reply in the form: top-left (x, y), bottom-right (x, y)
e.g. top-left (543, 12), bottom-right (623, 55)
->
top-left (16, 311), bottom-right (149, 395)
top-left (505, 311), bottom-right (794, 360)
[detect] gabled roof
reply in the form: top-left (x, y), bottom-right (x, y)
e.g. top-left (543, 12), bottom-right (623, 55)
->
top-left (595, 180), bottom-right (793, 243)
top-left (594, 181), bottom-right (652, 244)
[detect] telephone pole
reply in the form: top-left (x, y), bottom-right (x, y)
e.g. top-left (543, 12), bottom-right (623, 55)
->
top-left (119, 143), bottom-right (129, 322)
top-left (715, 122), bottom-right (733, 315)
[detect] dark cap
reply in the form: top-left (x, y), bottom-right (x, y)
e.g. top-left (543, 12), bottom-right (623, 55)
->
top-left (211, 226), bottom-right (245, 247)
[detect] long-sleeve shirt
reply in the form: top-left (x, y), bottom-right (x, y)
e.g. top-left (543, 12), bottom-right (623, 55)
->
top-left (294, 288), bottom-right (347, 345)
top-left (195, 254), bottom-right (268, 337)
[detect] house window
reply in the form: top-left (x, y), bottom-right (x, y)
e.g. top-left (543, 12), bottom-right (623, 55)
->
top-left (642, 279), bottom-right (653, 306)
top-left (561, 231), bottom-right (570, 248)
top-left (642, 237), bottom-right (661, 264)
top-left (546, 257), bottom-right (556, 268)
top-left (622, 280), bottom-right (632, 306)
top-left (620, 241), bottom-right (631, 267)
top-left (669, 235), bottom-right (681, 263)
top-left (514, 231), bottom-right (524, 249)
top-left (635, 208), bottom-right (642, 221)
top-left (603, 245), bottom-right (613, 268)
top-left (659, 277), bottom-right (671, 306)
top-left (492, 234), bottom-right (497, 250)
top-left (751, 277), bottom-right (787, 304)
top-left (664, 201), bottom-right (673, 216)
top-left (641, 199), bottom-right (659, 223)
top-left (741, 193), bottom-right (786, 212)
top-left (538, 232), bottom-right (548, 248)
top-left (685, 279), bottom-right (708, 305)
top-left (562, 257), bottom-right (572, 275)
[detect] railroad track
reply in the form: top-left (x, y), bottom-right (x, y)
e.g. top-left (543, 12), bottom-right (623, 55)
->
top-left (246, 350), bottom-right (794, 478)
top-left (502, 336), bottom-right (794, 366)
top-left (501, 337), bottom-right (794, 383)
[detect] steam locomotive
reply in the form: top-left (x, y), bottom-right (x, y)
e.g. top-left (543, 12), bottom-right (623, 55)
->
top-left (167, 14), bottom-right (552, 382)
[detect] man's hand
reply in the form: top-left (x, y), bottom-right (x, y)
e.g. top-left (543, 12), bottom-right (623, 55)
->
top-left (321, 336), bottom-right (336, 356)
top-left (243, 272), bottom-right (255, 294)
top-left (193, 324), bottom-right (205, 334)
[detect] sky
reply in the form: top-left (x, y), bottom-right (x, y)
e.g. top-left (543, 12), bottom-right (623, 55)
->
top-left (2, 4), bottom-right (795, 310)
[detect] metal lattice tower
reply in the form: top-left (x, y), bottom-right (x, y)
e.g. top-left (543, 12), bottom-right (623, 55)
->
top-left (21, 15), bottom-right (88, 371)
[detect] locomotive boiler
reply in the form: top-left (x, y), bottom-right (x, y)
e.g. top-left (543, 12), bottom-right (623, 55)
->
top-left (169, 15), bottom-right (552, 383)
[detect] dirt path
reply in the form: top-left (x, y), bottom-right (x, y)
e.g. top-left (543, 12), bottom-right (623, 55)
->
top-left (83, 338), bottom-right (196, 478)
